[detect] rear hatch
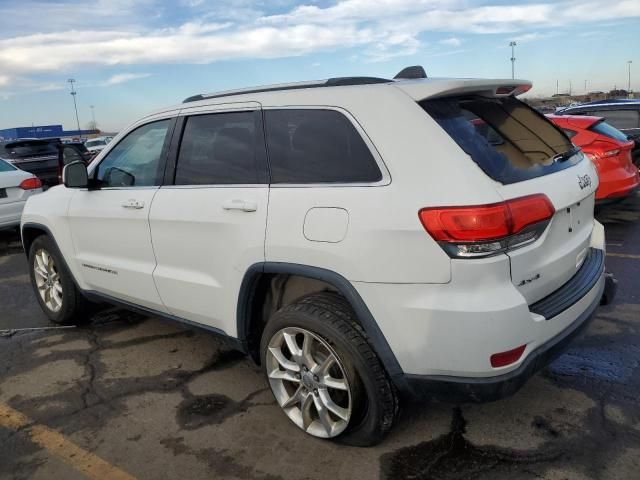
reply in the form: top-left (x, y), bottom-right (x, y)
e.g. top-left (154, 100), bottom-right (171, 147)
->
top-left (0, 139), bottom-right (60, 183)
top-left (421, 94), bottom-right (599, 305)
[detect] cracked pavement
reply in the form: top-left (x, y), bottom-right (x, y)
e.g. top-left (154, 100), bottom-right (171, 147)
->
top-left (1, 192), bottom-right (640, 479)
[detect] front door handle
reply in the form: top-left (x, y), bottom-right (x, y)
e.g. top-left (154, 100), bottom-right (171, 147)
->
top-left (222, 199), bottom-right (257, 212)
top-left (121, 199), bottom-right (145, 209)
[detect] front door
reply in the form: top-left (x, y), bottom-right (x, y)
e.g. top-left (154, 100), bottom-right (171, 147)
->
top-left (67, 118), bottom-right (175, 311)
top-left (149, 106), bottom-right (269, 334)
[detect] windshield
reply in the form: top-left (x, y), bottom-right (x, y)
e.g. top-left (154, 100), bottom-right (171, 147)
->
top-left (86, 140), bottom-right (106, 147)
top-left (0, 159), bottom-right (16, 172)
top-left (589, 120), bottom-right (629, 142)
top-left (421, 96), bottom-right (580, 184)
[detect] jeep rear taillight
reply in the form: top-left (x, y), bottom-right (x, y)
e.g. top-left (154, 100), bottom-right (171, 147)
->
top-left (419, 194), bottom-right (555, 258)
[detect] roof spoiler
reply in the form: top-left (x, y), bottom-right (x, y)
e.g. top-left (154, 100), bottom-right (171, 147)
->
top-left (394, 66), bottom-right (427, 80)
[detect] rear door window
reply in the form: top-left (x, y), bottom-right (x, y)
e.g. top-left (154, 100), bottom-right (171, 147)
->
top-left (264, 109), bottom-right (382, 184)
top-left (421, 96), bottom-right (579, 184)
top-left (175, 111), bottom-right (267, 185)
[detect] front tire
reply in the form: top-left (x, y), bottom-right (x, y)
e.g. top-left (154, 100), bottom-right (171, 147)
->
top-left (260, 292), bottom-right (398, 446)
top-left (28, 235), bottom-right (90, 325)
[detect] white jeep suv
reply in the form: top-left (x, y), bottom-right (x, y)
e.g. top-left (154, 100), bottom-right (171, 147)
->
top-left (21, 67), bottom-right (613, 446)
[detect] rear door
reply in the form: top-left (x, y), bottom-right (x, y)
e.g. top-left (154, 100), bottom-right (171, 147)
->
top-left (422, 96), bottom-right (599, 304)
top-left (149, 103), bottom-right (269, 334)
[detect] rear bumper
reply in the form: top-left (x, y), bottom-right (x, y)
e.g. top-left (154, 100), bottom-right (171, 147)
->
top-left (0, 201), bottom-right (26, 228)
top-left (397, 249), bottom-right (608, 402)
top-left (595, 164), bottom-right (640, 201)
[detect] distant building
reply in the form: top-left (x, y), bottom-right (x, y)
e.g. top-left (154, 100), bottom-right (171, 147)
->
top-left (0, 124), bottom-right (98, 141)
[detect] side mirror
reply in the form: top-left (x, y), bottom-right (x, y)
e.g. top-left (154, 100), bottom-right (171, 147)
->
top-left (58, 144), bottom-right (87, 184)
top-left (63, 161), bottom-right (89, 188)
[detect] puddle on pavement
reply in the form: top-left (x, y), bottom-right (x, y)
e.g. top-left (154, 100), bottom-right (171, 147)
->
top-left (547, 344), bottom-right (640, 384)
top-left (380, 408), bottom-right (559, 480)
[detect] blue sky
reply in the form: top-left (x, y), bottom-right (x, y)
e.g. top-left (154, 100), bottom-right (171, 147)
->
top-left (0, 0), bottom-right (638, 132)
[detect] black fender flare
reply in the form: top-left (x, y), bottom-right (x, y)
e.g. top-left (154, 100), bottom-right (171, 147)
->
top-left (236, 262), bottom-right (406, 387)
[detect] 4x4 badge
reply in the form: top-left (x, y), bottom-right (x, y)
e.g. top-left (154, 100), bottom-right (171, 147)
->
top-left (578, 174), bottom-right (592, 190)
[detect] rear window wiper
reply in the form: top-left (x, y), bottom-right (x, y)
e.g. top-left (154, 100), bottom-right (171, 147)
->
top-left (552, 146), bottom-right (580, 163)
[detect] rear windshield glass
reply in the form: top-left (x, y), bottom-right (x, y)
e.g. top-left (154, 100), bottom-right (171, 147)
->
top-left (1, 140), bottom-right (58, 159)
top-left (589, 120), bottom-right (629, 142)
top-left (421, 96), bottom-right (580, 184)
top-left (0, 159), bottom-right (16, 172)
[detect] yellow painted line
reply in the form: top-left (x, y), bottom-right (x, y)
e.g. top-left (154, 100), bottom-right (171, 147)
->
top-left (607, 252), bottom-right (640, 259)
top-left (0, 403), bottom-right (136, 480)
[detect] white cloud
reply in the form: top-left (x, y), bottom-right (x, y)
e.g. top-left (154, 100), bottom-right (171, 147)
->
top-left (439, 37), bottom-right (462, 47)
top-left (0, 0), bottom-right (639, 94)
top-left (102, 73), bottom-right (152, 86)
top-left (511, 32), bottom-right (541, 43)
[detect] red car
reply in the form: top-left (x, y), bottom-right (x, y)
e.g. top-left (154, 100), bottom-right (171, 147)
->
top-left (547, 114), bottom-right (639, 201)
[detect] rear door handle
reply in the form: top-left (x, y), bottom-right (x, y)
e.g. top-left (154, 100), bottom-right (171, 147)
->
top-left (121, 199), bottom-right (145, 209)
top-left (222, 199), bottom-right (257, 212)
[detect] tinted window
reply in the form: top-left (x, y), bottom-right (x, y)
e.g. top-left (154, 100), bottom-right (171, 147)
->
top-left (265, 109), bottom-right (382, 183)
top-left (590, 110), bottom-right (640, 130)
top-left (0, 159), bottom-right (16, 172)
top-left (96, 120), bottom-right (170, 187)
top-left (1, 140), bottom-right (57, 160)
top-left (175, 111), bottom-right (264, 185)
top-left (421, 97), bottom-right (577, 184)
top-left (589, 120), bottom-right (629, 142)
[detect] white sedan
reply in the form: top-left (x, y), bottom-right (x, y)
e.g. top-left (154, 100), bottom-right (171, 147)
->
top-left (84, 137), bottom-right (111, 154)
top-left (0, 158), bottom-right (43, 229)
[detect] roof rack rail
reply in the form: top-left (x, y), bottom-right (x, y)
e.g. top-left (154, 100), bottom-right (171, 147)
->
top-left (183, 76), bottom-right (392, 103)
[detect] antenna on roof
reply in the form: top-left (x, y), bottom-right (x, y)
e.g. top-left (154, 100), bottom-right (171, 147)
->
top-left (394, 65), bottom-right (427, 80)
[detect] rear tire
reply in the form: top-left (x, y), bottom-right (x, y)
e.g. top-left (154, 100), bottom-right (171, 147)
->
top-left (260, 292), bottom-right (398, 446)
top-left (28, 235), bottom-right (91, 325)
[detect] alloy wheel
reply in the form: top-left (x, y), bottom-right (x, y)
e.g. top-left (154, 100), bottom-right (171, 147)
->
top-left (33, 248), bottom-right (63, 313)
top-left (266, 327), bottom-right (352, 438)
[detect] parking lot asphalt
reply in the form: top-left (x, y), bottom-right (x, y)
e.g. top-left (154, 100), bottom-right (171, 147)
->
top-left (1, 193), bottom-right (640, 480)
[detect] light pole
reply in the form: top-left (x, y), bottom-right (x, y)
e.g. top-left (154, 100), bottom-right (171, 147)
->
top-left (509, 41), bottom-right (517, 79)
top-left (68, 79), bottom-right (82, 140)
top-left (90, 105), bottom-right (96, 130)
top-left (628, 61), bottom-right (633, 97)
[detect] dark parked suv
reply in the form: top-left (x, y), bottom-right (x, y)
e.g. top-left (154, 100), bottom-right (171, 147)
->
top-left (0, 138), bottom-right (92, 186)
top-left (0, 139), bottom-right (59, 185)
top-left (559, 99), bottom-right (640, 164)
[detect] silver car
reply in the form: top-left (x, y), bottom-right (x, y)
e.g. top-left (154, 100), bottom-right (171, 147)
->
top-left (0, 158), bottom-right (43, 229)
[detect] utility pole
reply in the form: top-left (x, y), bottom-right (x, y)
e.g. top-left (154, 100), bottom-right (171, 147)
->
top-left (556, 79), bottom-right (559, 96)
top-left (68, 79), bottom-right (82, 140)
top-left (90, 105), bottom-right (96, 130)
top-left (628, 61), bottom-right (633, 97)
top-left (584, 80), bottom-right (587, 94)
top-left (509, 41), bottom-right (517, 79)
top-left (569, 80), bottom-right (572, 96)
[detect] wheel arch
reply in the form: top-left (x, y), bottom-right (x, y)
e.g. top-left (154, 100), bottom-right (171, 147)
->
top-left (21, 222), bottom-right (84, 290)
top-left (236, 262), bottom-right (405, 383)
top-left (21, 222), bottom-right (52, 257)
